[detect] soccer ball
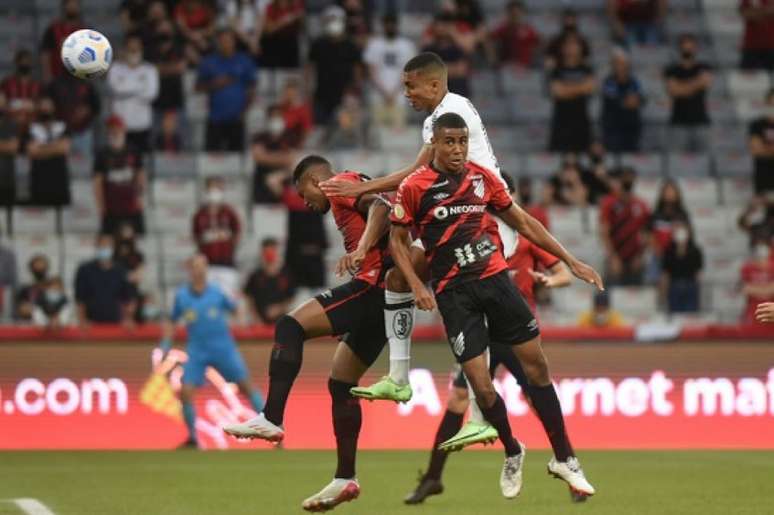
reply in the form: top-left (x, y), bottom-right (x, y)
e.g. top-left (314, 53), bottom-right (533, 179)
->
top-left (60, 29), bottom-right (112, 79)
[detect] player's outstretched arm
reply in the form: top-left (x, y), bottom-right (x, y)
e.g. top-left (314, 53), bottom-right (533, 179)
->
top-left (756, 302), bottom-right (774, 323)
top-left (498, 204), bottom-right (604, 291)
top-left (530, 262), bottom-right (573, 289)
top-left (336, 195), bottom-right (391, 276)
top-left (320, 145), bottom-right (433, 197)
top-left (389, 224), bottom-right (436, 311)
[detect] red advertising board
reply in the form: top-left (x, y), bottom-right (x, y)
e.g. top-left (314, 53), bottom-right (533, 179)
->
top-left (0, 340), bottom-right (773, 449)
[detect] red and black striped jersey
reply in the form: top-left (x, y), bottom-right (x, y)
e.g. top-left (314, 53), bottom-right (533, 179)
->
top-left (327, 171), bottom-right (391, 285)
top-left (391, 161), bottom-right (513, 293)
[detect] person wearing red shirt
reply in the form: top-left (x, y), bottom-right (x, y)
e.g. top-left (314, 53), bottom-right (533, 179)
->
top-left (192, 176), bottom-right (241, 268)
top-left (175, 0), bottom-right (216, 62)
top-left (1, 50), bottom-right (41, 134)
top-left (260, 0), bottom-right (305, 69)
top-left (740, 0), bottom-right (774, 70)
top-left (607, 0), bottom-right (666, 46)
top-left (599, 167), bottom-right (651, 285)
top-left (489, 1), bottom-right (541, 69)
top-left (278, 79), bottom-right (313, 148)
top-left (741, 235), bottom-right (774, 324)
top-left (40, 0), bottom-right (85, 83)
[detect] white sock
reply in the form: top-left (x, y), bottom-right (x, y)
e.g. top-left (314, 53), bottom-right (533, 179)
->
top-left (384, 290), bottom-right (415, 385)
top-left (466, 348), bottom-right (490, 424)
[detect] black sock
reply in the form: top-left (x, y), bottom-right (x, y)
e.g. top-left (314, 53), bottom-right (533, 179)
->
top-left (263, 315), bottom-right (305, 426)
top-left (479, 394), bottom-right (521, 457)
top-left (529, 383), bottom-right (574, 462)
top-left (424, 410), bottom-right (464, 481)
top-left (329, 378), bottom-right (362, 479)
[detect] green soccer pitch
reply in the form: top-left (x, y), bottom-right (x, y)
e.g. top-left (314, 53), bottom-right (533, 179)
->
top-left (0, 450), bottom-right (771, 515)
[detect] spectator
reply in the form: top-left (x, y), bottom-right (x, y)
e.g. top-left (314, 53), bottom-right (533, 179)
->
top-left (120, 0), bottom-right (151, 34)
top-left (146, 19), bottom-right (186, 150)
top-left (175, 0), bottom-right (216, 64)
top-left (740, 233), bottom-right (774, 324)
top-left (196, 28), bottom-right (256, 152)
top-left (1, 50), bottom-right (41, 134)
top-left (650, 180), bottom-right (691, 256)
top-left (547, 159), bottom-right (590, 207)
top-left (325, 90), bottom-right (370, 149)
top-left (108, 35), bottom-right (160, 155)
top-left (489, 1), bottom-right (541, 69)
top-left (661, 221), bottom-right (704, 314)
top-left (32, 276), bottom-right (72, 329)
top-left (516, 176), bottom-right (550, 229)
top-left (423, 13), bottom-right (471, 98)
top-left (548, 34), bottom-right (596, 153)
top-left (192, 176), bottom-right (241, 268)
top-left (281, 183), bottom-right (327, 290)
top-left (27, 96), bottom-right (71, 208)
top-left (40, 0), bottom-right (85, 83)
top-left (454, 0), bottom-right (486, 32)
top-left (577, 291), bottom-right (625, 328)
top-left (601, 48), bottom-right (644, 152)
top-left (364, 13), bottom-right (416, 130)
top-left (260, 0), bottom-right (305, 70)
top-left (607, 0), bottom-right (666, 46)
top-left (599, 167), bottom-right (651, 285)
top-left (113, 222), bottom-right (146, 323)
top-left (243, 237), bottom-right (296, 323)
top-left (738, 194), bottom-right (774, 243)
top-left (74, 233), bottom-right (134, 327)
top-left (739, 0), bottom-right (774, 71)
top-left (154, 110), bottom-right (183, 152)
top-left (14, 254), bottom-right (49, 321)
top-left (341, 0), bottom-right (372, 48)
top-left (748, 88), bottom-right (774, 195)
top-left (0, 240), bottom-right (17, 318)
top-left (545, 8), bottom-right (591, 70)
top-left (251, 105), bottom-right (297, 203)
top-left (278, 79), bottom-right (313, 147)
top-left (94, 115), bottom-right (146, 236)
top-left (223, 0), bottom-right (263, 56)
top-left (584, 142), bottom-right (613, 203)
top-left (0, 94), bottom-right (18, 215)
top-left (663, 34), bottom-right (713, 152)
top-left (47, 70), bottom-right (101, 157)
top-left (307, 6), bottom-right (362, 125)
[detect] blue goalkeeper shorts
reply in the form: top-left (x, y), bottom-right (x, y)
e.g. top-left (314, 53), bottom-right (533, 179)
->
top-left (182, 342), bottom-right (248, 387)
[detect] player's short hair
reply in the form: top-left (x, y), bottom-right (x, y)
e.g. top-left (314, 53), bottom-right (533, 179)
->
top-left (404, 52), bottom-right (447, 76)
top-left (432, 112), bottom-right (468, 135)
top-left (293, 155), bottom-right (330, 184)
top-left (501, 173), bottom-right (515, 193)
top-left (261, 237), bottom-right (278, 248)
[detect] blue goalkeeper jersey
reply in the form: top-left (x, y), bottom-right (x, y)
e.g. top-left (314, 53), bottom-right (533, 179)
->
top-left (171, 283), bottom-right (236, 349)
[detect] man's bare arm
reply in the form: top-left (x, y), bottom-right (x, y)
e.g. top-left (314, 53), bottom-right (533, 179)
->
top-left (389, 224), bottom-right (435, 311)
top-left (336, 195), bottom-right (391, 276)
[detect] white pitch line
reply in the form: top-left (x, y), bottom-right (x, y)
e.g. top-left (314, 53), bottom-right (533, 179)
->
top-left (8, 498), bottom-right (57, 515)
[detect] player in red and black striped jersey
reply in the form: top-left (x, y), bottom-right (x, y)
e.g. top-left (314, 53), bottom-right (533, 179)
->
top-left (390, 112), bottom-right (603, 499)
top-left (223, 155), bottom-right (418, 512)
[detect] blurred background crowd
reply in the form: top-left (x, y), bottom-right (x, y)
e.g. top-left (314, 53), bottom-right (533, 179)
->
top-left (0, 0), bottom-right (772, 330)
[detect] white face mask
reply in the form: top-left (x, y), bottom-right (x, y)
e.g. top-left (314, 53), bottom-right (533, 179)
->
top-left (754, 244), bottom-right (770, 261)
top-left (206, 188), bottom-right (224, 205)
top-left (673, 228), bottom-right (689, 244)
top-left (326, 19), bottom-right (345, 37)
top-left (268, 116), bottom-right (285, 137)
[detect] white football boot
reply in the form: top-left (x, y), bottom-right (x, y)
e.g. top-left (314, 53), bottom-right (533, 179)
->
top-left (222, 413), bottom-right (284, 442)
top-left (302, 478), bottom-right (360, 512)
top-left (500, 442), bottom-right (526, 499)
top-left (547, 456), bottom-right (596, 500)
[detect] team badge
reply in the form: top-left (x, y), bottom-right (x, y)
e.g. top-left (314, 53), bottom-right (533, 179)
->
top-left (472, 177), bottom-right (485, 198)
top-left (393, 204), bottom-right (405, 219)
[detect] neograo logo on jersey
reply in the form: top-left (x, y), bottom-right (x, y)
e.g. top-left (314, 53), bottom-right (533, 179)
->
top-left (433, 204), bottom-right (487, 219)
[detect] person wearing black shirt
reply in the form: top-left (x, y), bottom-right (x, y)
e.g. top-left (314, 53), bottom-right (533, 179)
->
top-left (14, 254), bottom-right (49, 321)
top-left (600, 49), bottom-right (644, 152)
top-left (27, 96), bottom-right (71, 207)
top-left (307, 6), bottom-right (362, 126)
top-left (32, 276), bottom-right (70, 328)
top-left (251, 105), bottom-right (296, 204)
top-left (74, 233), bottom-right (134, 326)
top-left (243, 238), bottom-right (296, 324)
top-left (422, 13), bottom-right (471, 98)
top-left (548, 34), bottom-right (596, 153)
top-left (0, 94), bottom-right (18, 220)
top-left (663, 34), bottom-right (713, 152)
top-left (146, 19), bottom-right (186, 151)
top-left (661, 222), bottom-right (703, 314)
top-left (544, 8), bottom-right (591, 70)
top-left (748, 89), bottom-right (774, 194)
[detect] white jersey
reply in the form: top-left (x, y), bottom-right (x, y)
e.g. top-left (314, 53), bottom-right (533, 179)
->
top-left (422, 92), bottom-right (501, 177)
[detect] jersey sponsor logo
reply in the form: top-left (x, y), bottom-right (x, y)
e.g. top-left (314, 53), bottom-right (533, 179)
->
top-left (429, 180), bottom-right (450, 189)
top-left (433, 206), bottom-right (449, 220)
top-left (392, 310), bottom-right (413, 339)
top-left (393, 204), bottom-right (406, 220)
top-left (451, 332), bottom-right (466, 357)
top-left (433, 192), bottom-right (450, 200)
top-left (433, 204), bottom-right (487, 220)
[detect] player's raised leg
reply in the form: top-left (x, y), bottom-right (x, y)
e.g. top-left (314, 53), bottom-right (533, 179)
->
top-left (512, 336), bottom-right (595, 498)
top-left (223, 298), bottom-right (332, 441)
top-left (302, 342), bottom-right (369, 511)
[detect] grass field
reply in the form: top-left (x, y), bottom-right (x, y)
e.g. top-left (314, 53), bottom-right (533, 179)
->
top-left (0, 450), bottom-right (771, 515)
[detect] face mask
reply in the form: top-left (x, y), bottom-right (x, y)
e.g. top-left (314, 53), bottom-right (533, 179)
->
top-left (754, 244), bottom-right (770, 261)
top-left (206, 189), bottom-right (224, 205)
top-left (38, 111), bottom-right (54, 121)
top-left (45, 289), bottom-right (63, 304)
top-left (96, 246), bottom-right (113, 262)
top-left (673, 228), bottom-right (689, 244)
top-left (268, 116), bottom-right (285, 137)
top-left (32, 269), bottom-right (48, 282)
top-left (385, 27), bottom-right (397, 38)
top-left (17, 63), bottom-right (31, 75)
top-left (326, 19), bottom-right (345, 37)
top-left (622, 180), bottom-right (634, 193)
top-left (127, 52), bottom-right (142, 66)
top-left (681, 50), bottom-right (694, 60)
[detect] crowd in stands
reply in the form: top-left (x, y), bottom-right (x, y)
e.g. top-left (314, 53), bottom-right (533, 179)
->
top-left (0, 0), bottom-right (772, 327)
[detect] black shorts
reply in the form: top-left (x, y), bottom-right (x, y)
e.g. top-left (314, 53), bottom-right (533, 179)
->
top-left (315, 279), bottom-right (387, 367)
top-left (436, 271), bottom-right (539, 364)
top-left (452, 342), bottom-right (530, 392)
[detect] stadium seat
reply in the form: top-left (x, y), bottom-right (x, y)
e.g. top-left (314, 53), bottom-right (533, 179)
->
top-left (61, 180), bottom-right (99, 234)
top-left (692, 206), bottom-right (734, 240)
top-left (676, 177), bottom-right (719, 208)
top-left (377, 127), bottom-right (419, 152)
top-left (151, 176), bottom-right (198, 207)
top-left (252, 205), bottom-right (288, 242)
top-left (706, 9), bottom-right (744, 37)
top-left (666, 153), bottom-right (711, 177)
top-left (705, 255), bottom-right (746, 284)
top-left (720, 177), bottom-right (753, 205)
top-left (550, 284), bottom-right (594, 326)
top-left (714, 151), bottom-right (751, 177)
top-left (620, 153), bottom-right (664, 177)
top-left (642, 94), bottom-right (671, 123)
top-left (500, 69), bottom-right (544, 95)
top-left (153, 153), bottom-right (196, 177)
top-left (634, 177), bottom-right (662, 206)
top-left (329, 150), bottom-right (389, 177)
top-left (160, 234), bottom-right (197, 288)
top-left (149, 204), bottom-right (195, 234)
top-left (497, 152), bottom-right (523, 177)
top-left (68, 154), bottom-right (93, 179)
top-left (185, 93), bottom-right (208, 122)
top-left (476, 96), bottom-right (514, 124)
top-left (610, 286), bottom-right (658, 323)
top-left (547, 207), bottom-right (585, 240)
top-left (13, 233), bottom-right (61, 284)
top-left (726, 70), bottom-right (771, 100)
top-left (524, 153), bottom-right (560, 178)
top-left (12, 207), bottom-right (57, 234)
top-left (734, 97), bottom-right (765, 122)
top-left (511, 94), bottom-right (552, 123)
top-left (197, 153), bottom-right (244, 178)
top-left (710, 284), bottom-right (746, 323)
top-left (710, 123), bottom-right (748, 152)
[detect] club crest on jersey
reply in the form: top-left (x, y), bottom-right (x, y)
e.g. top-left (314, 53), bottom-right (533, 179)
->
top-left (393, 204), bottom-right (406, 220)
top-left (472, 176), bottom-right (485, 198)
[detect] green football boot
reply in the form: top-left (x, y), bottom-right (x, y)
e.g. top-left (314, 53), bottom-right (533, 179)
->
top-left (437, 420), bottom-right (499, 452)
top-left (350, 377), bottom-right (412, 403)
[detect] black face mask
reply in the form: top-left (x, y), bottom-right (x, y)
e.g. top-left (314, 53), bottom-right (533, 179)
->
top-left (38, 112), bottom-right (54, 121)
top-left (622, 180), bottom-right (634, 193)
top-left (385, 28), bottom-right (397, 38)
top-left (681, 50), bottom-right (694, 60)
top-left (32, 269), bottom-right (48, 282)
top-left (17, 63), bottom-right (31, 75)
